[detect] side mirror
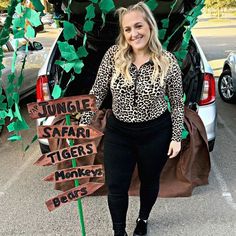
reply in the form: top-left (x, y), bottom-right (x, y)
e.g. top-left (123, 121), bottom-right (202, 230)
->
top-left (33, 41), bottom-right (43, 50)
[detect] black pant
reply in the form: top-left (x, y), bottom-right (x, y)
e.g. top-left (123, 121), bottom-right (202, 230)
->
top-left (103, 111), bottom-right (172, 233)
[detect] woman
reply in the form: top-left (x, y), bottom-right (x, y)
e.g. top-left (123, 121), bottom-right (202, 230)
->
top-left (80, 2), bottom-right (184, 235)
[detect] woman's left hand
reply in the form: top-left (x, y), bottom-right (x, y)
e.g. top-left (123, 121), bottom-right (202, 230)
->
top-left (167, 141), bottom-right (181, 158)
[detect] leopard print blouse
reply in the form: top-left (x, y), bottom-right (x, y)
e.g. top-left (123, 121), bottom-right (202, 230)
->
top-left (80, 45), bottom-right (184, 142)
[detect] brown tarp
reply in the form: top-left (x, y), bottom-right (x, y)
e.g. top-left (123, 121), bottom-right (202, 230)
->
top-left (49, 107), bottom-right (210, 197)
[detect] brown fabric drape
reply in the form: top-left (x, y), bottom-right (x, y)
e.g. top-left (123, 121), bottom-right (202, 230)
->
top-left (49, 107), bottom-right (210, 197)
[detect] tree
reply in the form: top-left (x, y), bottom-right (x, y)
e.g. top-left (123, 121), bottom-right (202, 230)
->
top-left (224, 0), bottom-right (236, 8)
top-left (0, 0), bottom-right (10, 11)
top-left (205, 0), bottom-right (236, 8)
top-left (205, 0), bottom-right (236, 18)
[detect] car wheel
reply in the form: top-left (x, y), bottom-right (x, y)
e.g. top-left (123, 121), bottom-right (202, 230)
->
top-left (208, 139), bottom-right (215, 152)
top-left (39, 142), bottom-right (50, 154)
top-left (218, 69), bottom-right (236, 103)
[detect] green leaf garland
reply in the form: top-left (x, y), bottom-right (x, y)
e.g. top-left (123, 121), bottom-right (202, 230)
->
top-left (0, 0), bottom-right (205, 145)
top-left (63, 21), bottom-right (77, 41)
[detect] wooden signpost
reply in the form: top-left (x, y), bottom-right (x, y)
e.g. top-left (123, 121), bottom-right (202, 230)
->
top-left (27, 95), bottom-right (96, 119)
top-left (34, 141), bottom-right (97, 166)
top-left (43, 165), bottom-right (103, 183)
top-left (45, 182), bottom-right (104, 212)
top-left (27, 95), bottom-right (104, 234)
top-left (37, 125), bottom-right (103, 139)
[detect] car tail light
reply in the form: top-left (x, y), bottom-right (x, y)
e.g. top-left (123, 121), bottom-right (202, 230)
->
top-left (199, 73), bottom-right (216, 106)
top-left (36, 75), bottom-right (51, 102)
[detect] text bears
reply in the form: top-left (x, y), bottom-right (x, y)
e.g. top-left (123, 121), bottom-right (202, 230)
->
top-left (52, 187), bottom-right (88, 208)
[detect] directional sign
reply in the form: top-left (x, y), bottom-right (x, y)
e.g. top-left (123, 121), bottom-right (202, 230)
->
top-left (43, 165), bottom-right (103, 183)
top-left (27, 95), bottom-right (96, 119)
top-left (34, 141), bottom-right (97, 166)
top-left (45, 182), bottom-right (104, 211)
top-left (37, 125), bottom-right (103, 139)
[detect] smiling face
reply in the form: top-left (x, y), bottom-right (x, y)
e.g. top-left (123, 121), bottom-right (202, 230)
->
top-left (122, 10), bottom-right (151, 54)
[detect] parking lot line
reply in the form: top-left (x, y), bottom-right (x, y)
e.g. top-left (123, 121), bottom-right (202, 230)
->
top-left (218, 114), bottom-right (236, 143)
top-left (210, 114), bottom-right (236, 210)
top-left (211, 155), bottom-right (236, 210)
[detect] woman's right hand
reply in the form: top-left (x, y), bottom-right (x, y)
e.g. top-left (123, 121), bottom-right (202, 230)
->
top-left (167, 140), bottom-right (181, 158)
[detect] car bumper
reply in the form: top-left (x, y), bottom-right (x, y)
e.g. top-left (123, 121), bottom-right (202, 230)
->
top-left (198, 101), bottom-right (217, 142)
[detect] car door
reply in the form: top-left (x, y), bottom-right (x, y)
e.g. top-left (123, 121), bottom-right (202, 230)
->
top-left (1, 39), bottom-right (41, 97)
top-left (1, 42), bottom-right (14, 94)
top-left (10, 38), bottom-right (47, 97)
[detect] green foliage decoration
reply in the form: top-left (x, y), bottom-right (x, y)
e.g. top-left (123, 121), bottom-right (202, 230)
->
top-left (0, 0), bottom-right (43, 141)
top-left (173, 0), bottom-right (205, 67)
top-left (0, 0), bottom-right (19, 137)
top-left (51, 0), bottom-right (111, 99)
top-left (158, 0), bottom-right (178, 40)
top-left (30, 0), bottom-right (45, 12)
top-left (145, 0), bottom-right (158, 11)
top-left (160, 0), bottom-right (205, 67)
top-left (1, 0), bottom-right (205, 141)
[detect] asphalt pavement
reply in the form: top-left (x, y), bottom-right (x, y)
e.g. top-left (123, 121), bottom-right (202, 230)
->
top-left (0, 18), bottom-right (236, 236)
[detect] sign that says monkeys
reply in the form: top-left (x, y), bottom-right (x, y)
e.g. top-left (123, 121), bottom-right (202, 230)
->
top-left (43, 165), bottom-right (103, 183)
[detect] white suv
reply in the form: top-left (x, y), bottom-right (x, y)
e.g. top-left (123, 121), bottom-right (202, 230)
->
top-left (35, 1), bottom-right (217, 153)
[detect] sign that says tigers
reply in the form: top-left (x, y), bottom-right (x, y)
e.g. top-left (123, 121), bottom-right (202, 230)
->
top-left (34, 141), bottom-right (97, 166)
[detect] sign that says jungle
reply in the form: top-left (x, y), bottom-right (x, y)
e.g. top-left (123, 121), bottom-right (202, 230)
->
top-left (27, 95), bottom-right (96, 119)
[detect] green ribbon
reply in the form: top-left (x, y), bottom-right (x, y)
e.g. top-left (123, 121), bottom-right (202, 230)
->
top-left (165, 94), bottom-right (189, 140)
top-left (65, 115), bottom-right (86, 236)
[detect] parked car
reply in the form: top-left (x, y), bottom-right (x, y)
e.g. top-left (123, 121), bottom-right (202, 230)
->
top-left (218, 51), bottom-right (236, 103)
top-left (0, 13), bottom-right (7, 26)
top-left (36, 0), bottom-right (217, 153)
top-left (1, 37), bottom-right (46, 99)
top-left (41, 13), bottom-right (54, 26)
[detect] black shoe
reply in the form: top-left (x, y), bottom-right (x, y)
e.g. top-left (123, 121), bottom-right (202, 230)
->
top-left (114, 231), bottom-right (128, 236)
top-left (133, 219), bottom-right (147, 236)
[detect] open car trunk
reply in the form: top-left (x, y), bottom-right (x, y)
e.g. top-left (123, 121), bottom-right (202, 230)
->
top-left (48, 0), bottom-right (203, 107)
top-left (49, 35), bottom-right (203, 108)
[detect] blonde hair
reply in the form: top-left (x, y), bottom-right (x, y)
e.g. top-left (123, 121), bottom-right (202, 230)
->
top-left (114, 1), bottom-right (169, 86)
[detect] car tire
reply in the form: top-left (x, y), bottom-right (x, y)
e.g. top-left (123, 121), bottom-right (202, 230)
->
top-left (208, 139), bottom-right (215, 152)
top-left (218, 69), bottom-right (236, 103)
top-left (39, 142), bottom-right (50, 154)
